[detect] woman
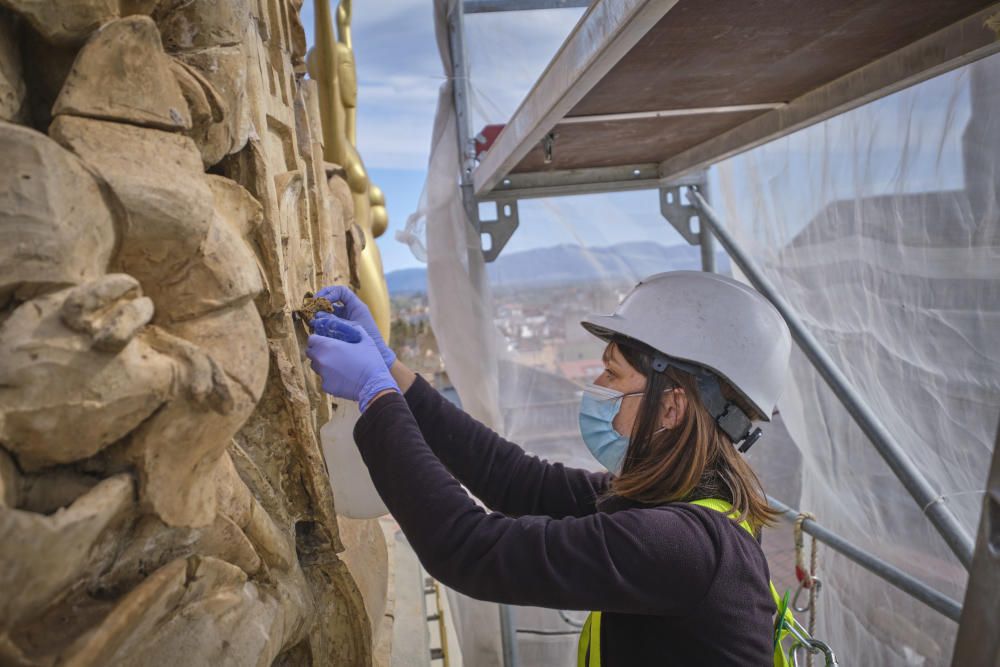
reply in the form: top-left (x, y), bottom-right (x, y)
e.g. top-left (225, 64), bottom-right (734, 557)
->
top-left (307, 271), bottom-right (792, 666)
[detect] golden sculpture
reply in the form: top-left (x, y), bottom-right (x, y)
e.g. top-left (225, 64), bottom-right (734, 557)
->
top-left (309, 0), bottom-right (392, 341)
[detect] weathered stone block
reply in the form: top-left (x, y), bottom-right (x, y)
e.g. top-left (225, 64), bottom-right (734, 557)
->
top-left (54, 16), bottom-right (192, 131)
top-left (100, 512), bottom-right (264, 592)
top-left (62, 556), bottom-right (293, 667)
top-left (0, 0), bottom-right (118, 45)
top-left (170, 58), bottom-right (231, 166)
top-left (128, 389), bottom-right (254, 528)
top-left (207, 173), bottom-right (264, 239)
top-left (174, 45), bottom-right (251, 158)
top-left (154, 0), bottom-right (252, 52)
top-left (0, 9), bottom-right (25, 122)
top-left (0, 449), bottom-right (16, 508)
top-left (166, 299), bottom-right (269, 403)
top-left (0, 475), bottom-right (135, 632)
top-left (167, 215), bottom-right (265, 321)
top-left (49, 115), bottom-right (216, 318)
top-left (0, 121), bottom-right (115, 307)
top-left (0, 280), bottom-right (174, 470)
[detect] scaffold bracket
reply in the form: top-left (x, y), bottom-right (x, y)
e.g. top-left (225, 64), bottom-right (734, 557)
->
top-left (479, 198), bottom-right (519, 262)
top-left (659, 175), bottom-right (708, 246)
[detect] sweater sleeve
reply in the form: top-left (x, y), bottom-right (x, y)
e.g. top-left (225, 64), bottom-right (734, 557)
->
top-left (402, 375), bottom-right (609, 518)
top-left (355, 393), bottom-right (724, 614)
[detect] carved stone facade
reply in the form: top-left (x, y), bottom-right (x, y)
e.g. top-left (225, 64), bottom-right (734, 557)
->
top-left (0, 1), bottom-right (391, 664)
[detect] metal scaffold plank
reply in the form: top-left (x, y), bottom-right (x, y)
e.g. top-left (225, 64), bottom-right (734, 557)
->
top-left (658, 4), bottom-right (1000, 182)
top-left (464, 0), bottom-right (591, 13)
top-left (472, 0), bottom-right (678, 196)
top-left (478, 163), bottom-right (661, 201)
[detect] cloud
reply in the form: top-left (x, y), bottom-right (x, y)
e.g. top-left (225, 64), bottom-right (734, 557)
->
top-left (361, 74), bottom-right (445, 105)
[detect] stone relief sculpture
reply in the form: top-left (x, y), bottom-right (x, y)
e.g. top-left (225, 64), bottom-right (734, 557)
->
top-left (0, 1), bottom-right (392, 664)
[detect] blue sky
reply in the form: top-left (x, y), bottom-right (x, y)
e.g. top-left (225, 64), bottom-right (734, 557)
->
top-left (299, 2), bottom-right (975, 273)
top-left (299, 2), bottom-right (687, 272)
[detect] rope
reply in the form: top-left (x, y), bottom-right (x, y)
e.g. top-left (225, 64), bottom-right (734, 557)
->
top-left (921, 489), bottom-right (985, 514)
top-left (792, 512), bottom-right (814, 587)
top-left (808, 526), bottom-right (818, 644)
top-left (793, 512), bottom-right (819, 667)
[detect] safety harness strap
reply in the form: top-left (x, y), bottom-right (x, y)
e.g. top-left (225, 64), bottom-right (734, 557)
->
top-left (576, 610), bottom-right (601, 667)
top-left (688, 498), bottom-right (785, 607)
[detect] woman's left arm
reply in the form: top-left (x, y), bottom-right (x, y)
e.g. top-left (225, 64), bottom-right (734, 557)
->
top-left (306, 317), bottom-right (732, 612)
top-left (355, 392), bottom-right (730, 615)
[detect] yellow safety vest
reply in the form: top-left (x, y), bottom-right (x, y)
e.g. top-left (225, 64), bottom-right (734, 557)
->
top-left (576, 498), bottom-right (796, 667)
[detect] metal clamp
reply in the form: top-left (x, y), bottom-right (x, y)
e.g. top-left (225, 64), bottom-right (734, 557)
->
top-left (785, 617), bottom-right (839, 667)
top-left (792, 577), bottom-right (822, 613)
top-left (790, 638), bottom-right (839, 667)
top-left (542, 131), bottom-right (557, 164)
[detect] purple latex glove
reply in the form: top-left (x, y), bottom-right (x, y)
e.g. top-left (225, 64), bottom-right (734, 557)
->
top-left (305, 314), bottom-right (399, 412)
top-left (315, 285), bottom-right (396, 367)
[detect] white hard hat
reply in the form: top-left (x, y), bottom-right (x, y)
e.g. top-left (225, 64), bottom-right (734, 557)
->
top-left (581, 271), bottom-right (791, 423)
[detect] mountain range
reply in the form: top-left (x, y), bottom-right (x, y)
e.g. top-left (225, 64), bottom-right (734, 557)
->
top-left (385, 241), bottom-right (730, 294)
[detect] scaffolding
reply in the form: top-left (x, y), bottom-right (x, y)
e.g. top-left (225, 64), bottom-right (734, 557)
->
top-left (417, 1), bottom-right (1000, 664)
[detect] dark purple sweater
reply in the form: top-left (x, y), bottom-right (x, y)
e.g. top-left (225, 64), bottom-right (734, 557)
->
top-left (354, 376), bottom-right (775, 665)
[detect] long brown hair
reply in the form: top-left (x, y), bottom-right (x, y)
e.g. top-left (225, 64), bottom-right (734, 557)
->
top-left (608, 338), bottom-right (778, 531)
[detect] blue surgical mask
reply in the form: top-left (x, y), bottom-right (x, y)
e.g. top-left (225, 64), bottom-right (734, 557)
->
top-left (578, 383), bottom-right (642, 474)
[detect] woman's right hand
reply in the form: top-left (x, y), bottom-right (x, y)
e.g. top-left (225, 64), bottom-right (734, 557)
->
top-left (315, 285), bottom-right (395, 367)
top-left (305, 315), bottom-right (399, 411)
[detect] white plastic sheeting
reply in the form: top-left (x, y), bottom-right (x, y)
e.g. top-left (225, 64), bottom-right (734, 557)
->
top-left (714, 55), bottom-right (1000, 664)
top-left (396, 1), bottom-right (506, 431)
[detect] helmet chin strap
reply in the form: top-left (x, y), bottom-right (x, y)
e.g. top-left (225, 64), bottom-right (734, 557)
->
top-left (651, 354), bottom-right (762, 452)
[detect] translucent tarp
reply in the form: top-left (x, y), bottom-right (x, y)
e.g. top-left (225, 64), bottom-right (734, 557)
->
top-left (400, 2), bottom-right (1000, 665)
top-left (712, 54), bottom-right (1000, 664)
